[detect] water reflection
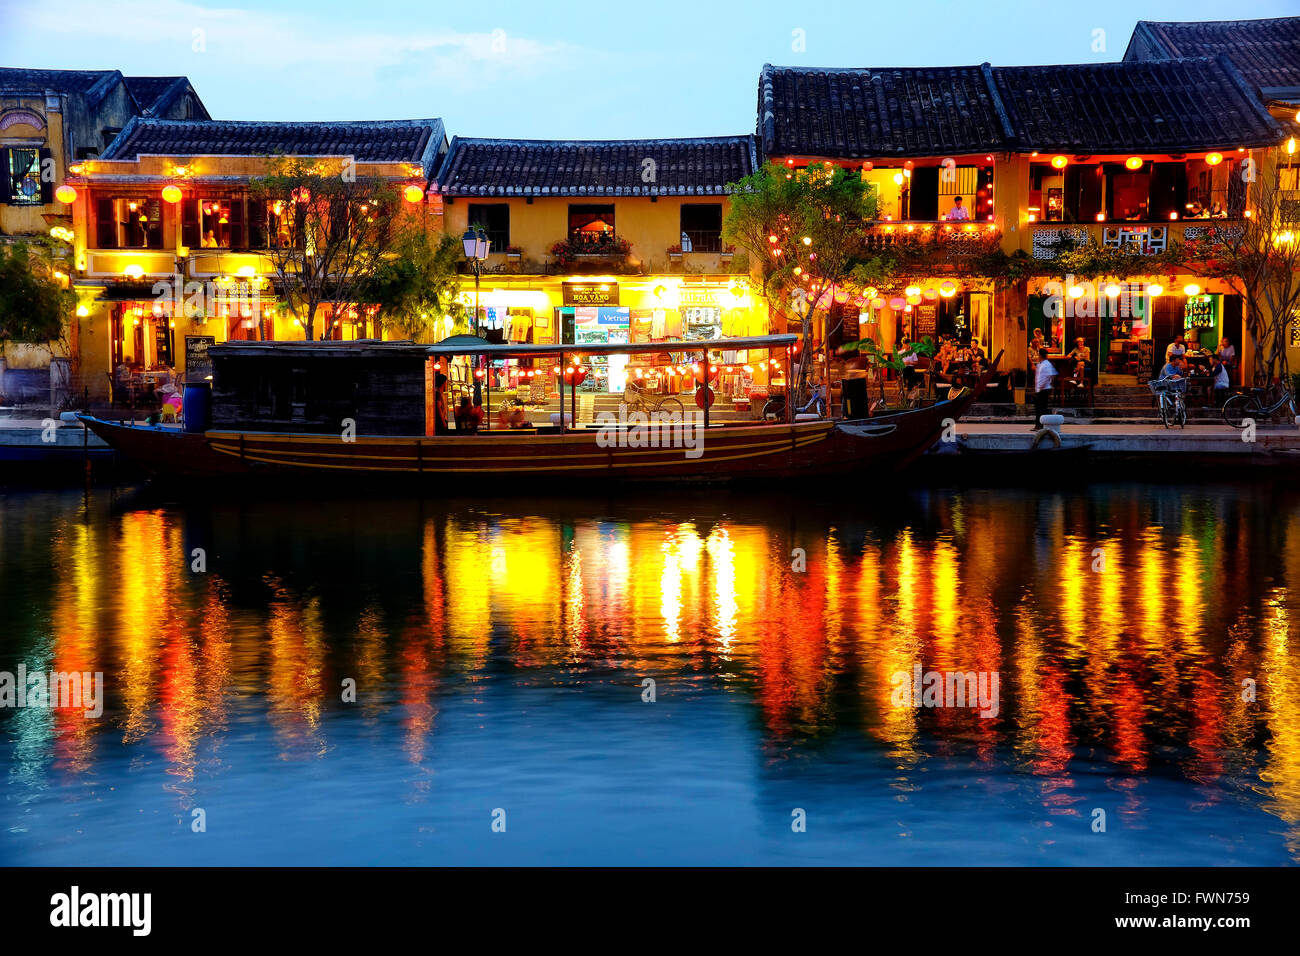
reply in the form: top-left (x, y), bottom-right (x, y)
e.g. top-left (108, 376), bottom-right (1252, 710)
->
top-left (2, 484), bottom-right (1299, 864)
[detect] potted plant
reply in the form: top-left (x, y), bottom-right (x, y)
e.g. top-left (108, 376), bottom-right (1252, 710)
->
top-left (720, 244), bottom-right (736, 262)
top-left (667, 244), bottom-right (683, 263)
top-left (506, 246), bottom-right (523, 261)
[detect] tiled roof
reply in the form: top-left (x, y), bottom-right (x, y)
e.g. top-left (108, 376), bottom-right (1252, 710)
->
top-left (436, 136), bottom-right (759, 196)
top-left (100, 117), bottom-right (446, 173)
top-left (992, 57), bottom-right (1285, 153)
top-left (1126, 18), bottom-right (1300, 97)
top-left (0, 67), bottom-right (122, 107)
top-left (757, 64), bottom-right (1014, 159)
top-left (123, 76), bottom-right (209, 119)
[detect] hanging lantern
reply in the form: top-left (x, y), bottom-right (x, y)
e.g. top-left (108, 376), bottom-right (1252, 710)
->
top-left (162, 184), bottom-right (183, 203)
top-left (1204, 152), bottom-right (1223, 166)
top-left (403, 184), bottom-right (425, 203)
top-left (1051, 155), bottom-right (1068, 169)
top-left (888, 297), bottom-right (905, 310)
top-left (1125, 157), bottom-right (1143, 171)
top-left (905, 285), bottom-right (921, 297)
top-left (939, 281), bottom-right (957, 297)
top-left (54, 184), bottom-right (78, 203)
top-left (871, 297), bottom-right (886, 310)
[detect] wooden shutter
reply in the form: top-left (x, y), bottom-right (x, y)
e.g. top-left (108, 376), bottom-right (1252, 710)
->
top-left (38, 148), bottom-right (53, 204)
top-left (0, 148), bottom-right (10, 204)
top-left (181, 198), bottom-right (199, 249)
top-left (229, 197), bottom-right (245, 250)
top-left (247, 198), bottom-right (266, 249)
top-left (95, 197), bottom-right (116, 247)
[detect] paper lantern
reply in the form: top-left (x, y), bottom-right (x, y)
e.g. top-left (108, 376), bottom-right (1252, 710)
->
top-left (1205, 153), bottom-right (1223, 166)
top-left (54, 184), bottom-right (77, 203)
top-left (888, 297), bottom-right (905, 310)
top-left (403, 184), bottom-right (425, 203)
top-left (162, 184), bottom-right (183, 203)
top-left (871, 297), bottom-right (886, 309)
top-left (1051, 155), bottom-right (1068, 169)
top-left (939, 281), bottom-right (957, 297)
top-left (922, 288), bottom-right (938, 301)
top-left (1125, 157), bottom-right (1143, 171)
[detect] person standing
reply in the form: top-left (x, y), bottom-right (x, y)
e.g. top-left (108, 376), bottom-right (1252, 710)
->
top-left (1217, 336), bottom-right (1236, 387)
top-left (1032, 347), bottom-right (1057, 430)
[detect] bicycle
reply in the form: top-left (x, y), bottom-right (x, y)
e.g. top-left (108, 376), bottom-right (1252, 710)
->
top-left (1223, 382), bottom-right (1297, 429)
top-left (1149, 377), bottom-right (1187, 429)
top-left (762, 391), bottom-right (827, 421)
top-left (621, 381), bottom-right (684, 420)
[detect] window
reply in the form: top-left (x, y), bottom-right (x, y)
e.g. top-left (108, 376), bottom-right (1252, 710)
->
top-left (6, 148), bottom-right (41, 205)
top-left (468, 203), bottom-right (509, 251)
top-left (94, 197), bottom-right (163, 248)
top-left (680, 203), bottom-right (723, 252)
top-left (199, 198), bottom-right (242, 248)
top-left (568, 204), bottom-right (616, 251)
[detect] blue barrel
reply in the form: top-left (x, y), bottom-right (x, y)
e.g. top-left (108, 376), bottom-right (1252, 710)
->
top-left (182, 381), bottom-right (212, 433)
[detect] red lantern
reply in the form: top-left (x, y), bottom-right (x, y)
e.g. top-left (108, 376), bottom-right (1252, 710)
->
top-left (563, 366), bottom-right (588, 386)
top-left (692, 363), bottom-right (719, 385)
top-left (695, 385), bottom-right (715, 409)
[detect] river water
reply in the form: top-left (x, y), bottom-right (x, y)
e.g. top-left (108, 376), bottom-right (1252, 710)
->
top-left (1, 483), bottom-right (1298, 865)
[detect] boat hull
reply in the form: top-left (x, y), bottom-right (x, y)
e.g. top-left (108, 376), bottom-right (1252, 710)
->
top-left (81, 393), bottom-right (970, 485)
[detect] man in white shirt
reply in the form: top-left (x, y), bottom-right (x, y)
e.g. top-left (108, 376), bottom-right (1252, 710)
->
top-left (1165, 334), bottom-right (1187, 363)
top-left (945, 196), bottom-right (971, 221)
top-left (1032, 347), bottom-right (1057, 430)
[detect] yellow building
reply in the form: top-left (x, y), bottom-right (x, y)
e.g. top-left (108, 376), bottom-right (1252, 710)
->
top-left (63, 117), bottom-right (446, 400)
top-left (757, 56), bottom-right (1289, 385)
top-left (434, 136), bottom-right (772, 400)
top-left (1, 69), bottom-right (207, 396)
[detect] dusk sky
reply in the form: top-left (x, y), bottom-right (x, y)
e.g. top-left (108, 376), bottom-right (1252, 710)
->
top-left (4, 0), bottom-right (1296, 139)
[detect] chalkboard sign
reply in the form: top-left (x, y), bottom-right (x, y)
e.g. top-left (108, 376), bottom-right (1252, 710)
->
top-left (1137, 338), bottom-right (1155, 379)
top-left (185, 335), bottom-right (215, 381)
top-left (915, 304), bottom-right (938, 338)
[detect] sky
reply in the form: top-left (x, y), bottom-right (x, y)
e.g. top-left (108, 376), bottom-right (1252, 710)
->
top-left (3, 0), bottom-right (1296, 140)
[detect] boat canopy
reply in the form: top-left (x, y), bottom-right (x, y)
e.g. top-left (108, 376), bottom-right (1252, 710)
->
top-left (425, 334), bottom-right (798, 358)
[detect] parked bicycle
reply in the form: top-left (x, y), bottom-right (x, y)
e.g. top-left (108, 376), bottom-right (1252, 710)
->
top-left (1223, 382), bottom-right (1297, 429)
top-left (621, 380), bottom-right (684, 420)
top-left (1149, 377), bottom-right (1187, 429)
top-left (762, 390), bottom-right (827, 421)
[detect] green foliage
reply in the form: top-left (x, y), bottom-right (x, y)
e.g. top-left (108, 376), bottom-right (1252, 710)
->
top-left (0, 241), bottom-right (73, 344)
top-left (362, 231), bottom-right (465, 342)
top-left (248, 157), bottom-right (404, 339)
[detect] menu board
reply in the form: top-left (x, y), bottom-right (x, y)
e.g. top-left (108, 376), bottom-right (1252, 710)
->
top-left (1184, 295), bottom-right (1216, 330)
top-left (185, 335), bottom-right (215, 380)
top-left (1137, 338), bottom-right (1155, 379)
top-left (914, 304), bottom-right (938, 338)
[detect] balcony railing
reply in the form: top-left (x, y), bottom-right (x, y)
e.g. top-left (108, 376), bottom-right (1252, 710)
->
top-left (862, 221), bottom-right (1001, 259)
top-left (1029, 221), bottom-right (1246, 260)
top-left (681, 230), bottom-right (723, 253)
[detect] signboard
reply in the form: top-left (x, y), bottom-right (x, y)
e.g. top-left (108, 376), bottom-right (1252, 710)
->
top-left (1137, 338), bottom-right (1155, 379)
top-left (914, 304), bottom-right (938, 338)
top-left (185, 335), bottom-right (215, 380)
top-left (563, 282), bottom-right (619, 306)
top-left (1183, 295), bottom-right (1216, 330)
top-left (679, 287), bottom-right (723, 308)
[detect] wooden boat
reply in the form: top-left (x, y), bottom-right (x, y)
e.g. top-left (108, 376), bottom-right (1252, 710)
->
top-left (79, 335), bottom-right (993, 485)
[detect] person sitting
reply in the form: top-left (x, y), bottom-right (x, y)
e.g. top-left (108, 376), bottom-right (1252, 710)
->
top-left (1207, 354), bottom-right (1231, 406)
top-left (1158, 354), bottom-right (1185, 380)
top-left (945, 196), bottom-right (970, 221)
top-left (1165, 334), bottom-right (1187, 364)
top-left (1066, 337), bottom-right (1091, 380)
top-left (454, 396), bottom-right (480, 433)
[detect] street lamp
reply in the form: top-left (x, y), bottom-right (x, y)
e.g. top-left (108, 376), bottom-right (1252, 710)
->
top-left (462, 227), bottom-right (491, 336)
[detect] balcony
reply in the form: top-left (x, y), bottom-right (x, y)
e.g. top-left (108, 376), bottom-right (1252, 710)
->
top-left (1029, 221), bottom-right (1245, 260)
top-left (862, 221), bottom-right (1002, 262)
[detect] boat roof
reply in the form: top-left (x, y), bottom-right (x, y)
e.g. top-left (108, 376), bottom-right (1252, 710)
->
top-left (425, 334), bottom-right (798, 357)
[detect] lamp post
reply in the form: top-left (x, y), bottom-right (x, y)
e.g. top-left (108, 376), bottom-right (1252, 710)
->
top-left (462, 227), bottom-right (491, 336)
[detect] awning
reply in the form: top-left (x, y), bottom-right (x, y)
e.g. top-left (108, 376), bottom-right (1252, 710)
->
top-left (425, 334), bottom-right (798, 358)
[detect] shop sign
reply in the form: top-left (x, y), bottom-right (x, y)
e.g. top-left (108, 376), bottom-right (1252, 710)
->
top-left (185, 335), bottom-right (215, 379)
top-left (1137, 339), bottom-right (1155, 378)
top-left (1183, 295), bottom-right (1216, 330)
top-left (563, 282), bottom-right (619, 306)
top-left (679, 288), bottom-right (722, 308)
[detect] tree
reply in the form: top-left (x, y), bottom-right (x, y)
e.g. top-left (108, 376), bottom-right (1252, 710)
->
top-left (363, 229), bottom-right (466, 342)
top-left (724, 162), bottom-right (891, 398)
top-left (1185, 154), bottom-right (1300, 386)
top-left (0, 240), bottom-right (73, 344)
top-left (249, 157), bottom-right (405, 340)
